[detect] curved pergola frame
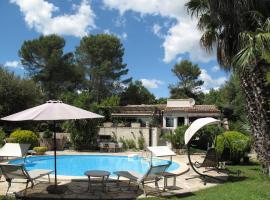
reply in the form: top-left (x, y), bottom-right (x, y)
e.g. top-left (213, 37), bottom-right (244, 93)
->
top-left (184, 117), bottom-right (223, 182)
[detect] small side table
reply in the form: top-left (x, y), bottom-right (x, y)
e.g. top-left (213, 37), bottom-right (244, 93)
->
top-left (163, 172), bottom-right (177, 191)
top-left (84, 170), bottom-right (110, 192)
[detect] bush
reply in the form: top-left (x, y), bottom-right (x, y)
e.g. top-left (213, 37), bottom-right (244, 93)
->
top-left (163, 125), bottom-right (188, 149)
top-left (68, 120), bottom-right (99, 150)
top-left (126, 139), bottom-right (137, 149)
top-left (138, 136), bottom-right (145, 150)
top-left (43, 129), bottom-right (53, 139)
top-left (119, 137), bottom-right (128, 150)
top-left (216, 131), bottom-right (251, 164)
top-left (0, 129), bottom-right (6, 147)
top-left (9, 130), bottom-right (39, 148)
top-left (119, 137), bottom-right (137, 150)
top-left (33, 146), bottom-right (48, 155)
top-left (5, 138), bottom-right (17, 143)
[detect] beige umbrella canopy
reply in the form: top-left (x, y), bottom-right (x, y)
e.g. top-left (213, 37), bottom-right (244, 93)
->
top-left (184, 117), bottom-right (221, 145)
top-left (1, 100), bottom-right (103, 121)
top-left (1, 100), bottom-right (104, 193)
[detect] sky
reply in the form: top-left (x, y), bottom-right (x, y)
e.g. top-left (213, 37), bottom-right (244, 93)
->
top-left (0, 0), bottom-right (229, 98)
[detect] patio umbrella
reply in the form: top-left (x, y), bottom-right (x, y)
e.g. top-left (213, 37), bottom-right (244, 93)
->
top-left (1, 100), bottom-right (104, 193)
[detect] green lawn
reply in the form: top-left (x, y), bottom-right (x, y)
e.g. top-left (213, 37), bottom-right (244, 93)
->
top-left (145, 164), bottom-right (270, 200)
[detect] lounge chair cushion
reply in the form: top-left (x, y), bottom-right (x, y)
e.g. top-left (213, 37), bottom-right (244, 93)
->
top-left (27, 169), bottom-right (53, 180)
top-left (115, 171), bottom-right (142, 181)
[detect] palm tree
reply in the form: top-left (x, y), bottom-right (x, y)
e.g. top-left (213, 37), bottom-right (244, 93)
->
top-left (186, 0), bottom-right (270, 171)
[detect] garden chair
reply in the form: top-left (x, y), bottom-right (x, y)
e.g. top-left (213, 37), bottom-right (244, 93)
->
top-left (114, 163), bottom-right (170, 195)
top-left (0, 163), bottom-right (53, 194)
top-left (194, 148), bottom-right (220, 172)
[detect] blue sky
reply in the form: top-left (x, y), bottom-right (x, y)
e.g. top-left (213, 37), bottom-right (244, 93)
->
top-left (0, 0), bottom-right (229, 98)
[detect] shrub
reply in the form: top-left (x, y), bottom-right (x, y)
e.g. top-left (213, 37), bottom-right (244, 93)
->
top-left (9, 130), bottom-right (39, 148)
top-left (0, 129), bottom-right (6, 147)
top-left (68, 120), bottom-right (99, 150)
top-left (126, 139), bottom-right (137, 149)
top-left (163, 125), bottom-right (188, 149)
top-left (216, 131), bottom-right (251, 164)
top-left (5, 137), bottom-right (17, 143)
top-left (43, 129), bottom-right (53, 139)
top-left (119, 137), bottom-right (128, 150)
top-left (138, 136), bottom-right (145, 150)
top-left (33, 146), bottom-right (48, 155)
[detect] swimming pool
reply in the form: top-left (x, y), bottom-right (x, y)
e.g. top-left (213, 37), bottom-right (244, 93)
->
top-left (10, 155), bottom-right (180, 177)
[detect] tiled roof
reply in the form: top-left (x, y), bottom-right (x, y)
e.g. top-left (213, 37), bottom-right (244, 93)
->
top-left (111, 104), bottom-right (220, 115)
top-left (164, 105), bottom-right (220, 113)
top-left (111, 104), bottom-right (164, 116)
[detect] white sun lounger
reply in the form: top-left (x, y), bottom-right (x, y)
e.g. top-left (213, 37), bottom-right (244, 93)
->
top-left (114, 163), bottom-right (170, 195)
top-left (0, 164), bottom-right (53, 194)
top-left (0, 143), bottom-right (30, 159)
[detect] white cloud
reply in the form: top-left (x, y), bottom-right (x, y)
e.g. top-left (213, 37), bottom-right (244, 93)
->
top-left (103, 29), bottom-right (127, 41)
top-left (4, 60), bottom-right (23, 69)
top-left (102, 0), bottom-right (215, 63)
top-left (10, 0), bottom-right (95, 37)
top-left (140, 79), bottom-right (164, 89)
top-left (199, 69), bottom-right (227, 93)
top-left (211, 65), bottom-right (220, 72)
top-left (114, 16), bottom-right (126, 27)
top-left (152, 23), bottom-right (164, 38)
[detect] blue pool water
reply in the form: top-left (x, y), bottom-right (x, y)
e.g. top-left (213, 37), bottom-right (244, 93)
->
top-left (10, 155), bottom-right (180, 177)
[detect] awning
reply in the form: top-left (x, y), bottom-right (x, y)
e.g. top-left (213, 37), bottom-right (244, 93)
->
top-left (147, 146), bottom-right (176, 157)
top-left (0, 143), bottom-right (30, 157)
top-left (184, 117), bottom-right (221, 145)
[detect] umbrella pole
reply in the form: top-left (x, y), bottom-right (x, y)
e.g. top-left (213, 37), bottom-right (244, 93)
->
top-left (53, 121), bottom-right (57, 187)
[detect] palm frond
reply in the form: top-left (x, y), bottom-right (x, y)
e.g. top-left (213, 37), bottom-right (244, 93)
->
top-left (186, 0), bottom-right (209, 17)
top-left (232, 46), bottom-right (256, 68)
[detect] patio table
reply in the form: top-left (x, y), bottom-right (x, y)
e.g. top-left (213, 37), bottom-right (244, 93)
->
top-left (84, 170), bottom-right (110, 192)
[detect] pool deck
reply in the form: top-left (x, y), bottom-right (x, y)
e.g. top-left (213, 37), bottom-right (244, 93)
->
top-left (0, 150), bottom-right (229, 199)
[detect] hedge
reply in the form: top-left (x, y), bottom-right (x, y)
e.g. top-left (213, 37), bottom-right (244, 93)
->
top-left (216, 131), bottom-right (251, 164)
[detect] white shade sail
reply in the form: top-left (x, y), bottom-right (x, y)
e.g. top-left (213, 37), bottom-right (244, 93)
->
top-left (0, 143), bottom-right (30, 157)
top-left (184, 117), bottom-right (221, 145)
top-left (1, 100), bottom-right (104, 121)
top-left (147, 146), bottom-right (176, 157)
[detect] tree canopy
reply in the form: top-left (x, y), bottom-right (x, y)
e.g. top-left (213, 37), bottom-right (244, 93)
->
top-left (120, 81), bottom-right (156, 105)
top-left (76, 34), bottom-right (131, 103)
top-left (169, 60), bottom-right (204, 103)
top-left (19, 34), bottom-right (85, 99)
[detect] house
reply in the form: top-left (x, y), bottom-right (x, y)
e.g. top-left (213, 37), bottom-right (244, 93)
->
top-left (98, 99), bottom-right (220, 147)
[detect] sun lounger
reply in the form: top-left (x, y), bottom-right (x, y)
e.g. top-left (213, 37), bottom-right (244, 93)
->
top-left (114, 163), bottom-right (170, 195)
top-left (0, 164), bottom-right (53, 194)
top-left (0, 143), bottom-right (30, 160)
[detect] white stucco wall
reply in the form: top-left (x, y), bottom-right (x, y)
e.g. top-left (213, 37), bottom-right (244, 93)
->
top-left (98, 127), bottom-right (161, 147)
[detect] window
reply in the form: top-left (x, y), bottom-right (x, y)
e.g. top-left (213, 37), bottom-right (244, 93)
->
top-left (177, 117), bottom-right (185, 126)
top-left (166, 117), bottom-right (174, 127)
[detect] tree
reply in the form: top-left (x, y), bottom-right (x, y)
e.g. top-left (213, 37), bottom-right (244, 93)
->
top-left (186, 0), bottom-right (270, 169)
top-left (169, 60), bottom-right (204, 102)
top-left (0, 67), bottom-right (43, 131)
top-left (204, 75), bottom-right (251, 134)
top-left (0, 67), bottom-right (43, 118)
top-left (19, 35), bottom-right (85, 99)
top-left (120, 81), bottom-right (156, 105)
top-left (76, 34), bottom-right (131, 103)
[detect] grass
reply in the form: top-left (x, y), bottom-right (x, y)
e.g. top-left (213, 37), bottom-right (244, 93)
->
top-left (144, 163), bottom-right (270, 200)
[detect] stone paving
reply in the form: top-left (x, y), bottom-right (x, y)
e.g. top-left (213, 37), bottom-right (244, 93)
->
top-left (0, 151), bottom-right (229, 199)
